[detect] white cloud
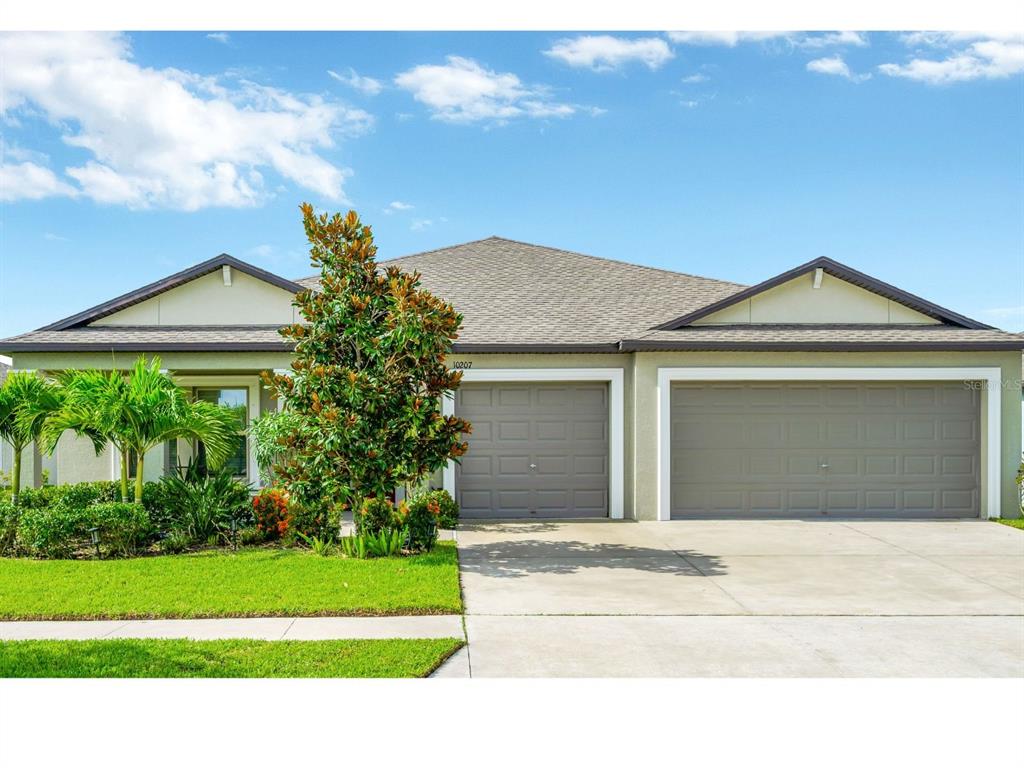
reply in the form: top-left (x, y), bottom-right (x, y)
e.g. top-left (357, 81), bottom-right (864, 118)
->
top-left (394, 56), bottom-right (584, 124)
top-left (43, 232), bottom-right (70, 242)
top-left (248, 244), bottom-right (275, 258)
top-left (666, 31), bottom-right (866, 49)
top-left (0, 32), bottom-right (371, 209)
top-left (666, 31), bottom-right (787, 46)
top-left (328, 68), bottom-right (383, 96)
top-left (981, 305), bottom-right (1024, 318)
top-left (879, 33), bottom-right (1024, 83)
top-left (206, 33), bottom-right (230, 45)
top-left (807, 55), bottom-right (870, 82)
top-left (796, 31), bottom-right (867, 49)
top-left (0, 161), bottom-right (79, 202)
top-left (544, 35), bottom-right (674, 71)
top-left (410, 218), bottom-right (432, 230)
top-left (680, 73), bottom-right (709, 83)
top-left (384, 200), bottom-right (413, 213)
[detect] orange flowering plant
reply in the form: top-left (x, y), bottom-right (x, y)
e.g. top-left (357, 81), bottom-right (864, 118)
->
top-left (252, 487), bottom-right (292, 539)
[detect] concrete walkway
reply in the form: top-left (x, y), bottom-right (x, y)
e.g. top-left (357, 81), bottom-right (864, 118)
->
top-left (0, 615), bottom-right (464, 641)
top-left (435, 519), bottom-right (1024, 677)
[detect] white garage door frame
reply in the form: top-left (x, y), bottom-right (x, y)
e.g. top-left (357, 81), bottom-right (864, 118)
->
top-left (442, 368), bottom-right (625, 519)
top-left (656, 367), bottom-right (1002, 521)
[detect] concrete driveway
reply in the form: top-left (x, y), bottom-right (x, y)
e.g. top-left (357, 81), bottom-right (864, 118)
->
top-left (436, 519), bottom-right (1024, 677)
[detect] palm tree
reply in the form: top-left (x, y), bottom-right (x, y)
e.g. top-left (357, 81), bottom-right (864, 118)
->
top-left (41, 357), bottom-right (242, 503)
top-left (0, 372), bottom-right (62, 504)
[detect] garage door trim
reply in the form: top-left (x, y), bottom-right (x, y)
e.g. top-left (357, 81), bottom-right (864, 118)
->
top-left (656, 367), bottom-right (1001, 521)
top-left (443, 367), bottom-right (625, 519)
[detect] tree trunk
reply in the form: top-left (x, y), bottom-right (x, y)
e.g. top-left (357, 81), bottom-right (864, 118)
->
top-left (11, 444), bottom-right (22, 505)
top-left (120, 450), bottom-right (130, 503)
top-left (134, 451), bottom-right (145, 504)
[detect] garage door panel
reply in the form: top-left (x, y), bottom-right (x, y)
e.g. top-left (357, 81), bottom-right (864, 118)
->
top-left (456, 382), bottom-right (609, 518)
top-left (670, 381), bottom-right (980, 519)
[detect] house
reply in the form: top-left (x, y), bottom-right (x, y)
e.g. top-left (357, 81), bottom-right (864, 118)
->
top-left (1, 237), bottom-right (1021, 520)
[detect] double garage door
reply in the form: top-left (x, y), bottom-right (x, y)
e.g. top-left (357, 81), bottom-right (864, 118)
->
top-left (452, 378), bottom-right (981, 520)
top-left (670, 381), bottom-right (981, 518)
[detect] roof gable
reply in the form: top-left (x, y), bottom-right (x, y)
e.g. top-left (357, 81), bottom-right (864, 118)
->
top-left (654, 257), bottom-right (992, 330)
top-left (41, 254), bottom-right (307, 331)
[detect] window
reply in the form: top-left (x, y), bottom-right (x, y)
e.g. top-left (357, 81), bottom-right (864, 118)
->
top-left (196, 388), bottom-right (248, 477)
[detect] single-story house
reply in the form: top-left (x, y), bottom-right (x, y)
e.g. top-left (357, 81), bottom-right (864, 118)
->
top-left (1, 237), bottom-right (1021, 520)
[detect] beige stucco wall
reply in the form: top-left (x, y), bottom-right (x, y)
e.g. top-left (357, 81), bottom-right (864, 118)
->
top-left (92, 270), bottom-right (299, 326)
top-left (44, 433), bottom-right (112, 485)
top-left (10, 349), bottom-right (1021, 520)
top-left (632, 350), bottom-right (1021, 520)
top-left (694, 273), bottom-right (938, 325)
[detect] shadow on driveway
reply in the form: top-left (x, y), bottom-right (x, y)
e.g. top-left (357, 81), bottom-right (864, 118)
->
top-left (457, 538), bottom-right (726, 579)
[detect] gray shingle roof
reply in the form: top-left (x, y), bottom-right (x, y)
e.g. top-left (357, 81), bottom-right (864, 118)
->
top-left (624, 325), bottom-right (1024, 351)
top-left (298, 236), bottom-right (744, 347)
top-left (2, 236), bottom-right (1021, 353)
top-left (0, 326), bottom-right (290, 351)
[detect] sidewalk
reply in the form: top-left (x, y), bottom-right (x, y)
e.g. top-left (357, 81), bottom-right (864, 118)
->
top-left (0, 615), bottom-right (464, 641)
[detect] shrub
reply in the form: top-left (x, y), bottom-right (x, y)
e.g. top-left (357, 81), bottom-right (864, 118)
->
top-left (252, 488), bottom-right (292, 539)
top-left (17, 502), bottom-right (150, 558)
top-left (89, 503), bottom-right (150, 557)
top-left (290, 499), bottom-right (339, 539)
top-left (396, 498), bottom-right (438, 552)
top-left (410, 489), bottom-right (459, 530)
top-left (150, 469), bottom-right (252, 543)
top-left (17, 505), bottom-right (92, 558)
top-left (159, 529), bottom-right (191, 555)
top-left (238, 526), bottom-right (267, 546)
top-left (0, 501), bottom-right (20, 555)
top-left (16, 481), bottom-right (121, 511)
top-left (356, 497), bottom-right (397, 535)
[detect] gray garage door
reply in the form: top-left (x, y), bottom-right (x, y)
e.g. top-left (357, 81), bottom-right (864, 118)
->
top-left (455, 382), bottom-right (609, 518)
top-left (670, 381), bottom-right (980, 518)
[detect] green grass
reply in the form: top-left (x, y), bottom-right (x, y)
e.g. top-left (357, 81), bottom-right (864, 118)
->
top-left (0, 638), bottom-right (464, 678)
top-left (995, 518), bottom-right (1024, 530)
top-left (0, 543), bottom-right (462, 620)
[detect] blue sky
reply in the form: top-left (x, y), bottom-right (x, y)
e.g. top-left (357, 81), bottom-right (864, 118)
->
top-left (1, 30), bottom-right (1022, 337)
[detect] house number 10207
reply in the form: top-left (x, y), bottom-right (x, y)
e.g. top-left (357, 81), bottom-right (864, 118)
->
top-left (453, 361), bottom-right (473, 369)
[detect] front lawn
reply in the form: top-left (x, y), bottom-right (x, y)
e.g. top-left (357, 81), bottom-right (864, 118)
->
top-left (0, 543), bottom-right (462, 620)
top-left (0, 638), bottom-right (464, 678)
top-left (995, 518), bottom-right (1024, 530)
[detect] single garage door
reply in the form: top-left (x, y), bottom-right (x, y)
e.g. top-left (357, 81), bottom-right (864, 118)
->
top-left (670, 381), bottom-right (980, 518)
top-left (456, 382), bottom-right (609, 518)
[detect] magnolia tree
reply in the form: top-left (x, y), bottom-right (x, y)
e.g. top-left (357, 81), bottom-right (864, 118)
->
top-left (262, 205), bottom-right (471, 523)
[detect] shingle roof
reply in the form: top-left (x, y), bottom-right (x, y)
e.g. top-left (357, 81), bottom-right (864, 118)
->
top-left (0, 326), bottom-right (291, 352)
top-left (624, 325), bottom-right (1024, 351)
top-left (298, 236), bottom-right (744, 347)
top-left (2, 236), bottom-right (1021, 353)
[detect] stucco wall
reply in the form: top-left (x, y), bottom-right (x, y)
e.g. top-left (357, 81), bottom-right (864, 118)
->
top-left (92, 270), bottom-right (299, 326)
top-left (10, 349), bottom-right (1020, 520)
top-left (632, 350), bottom-right (1021, 520)
top-left (693, 273), bottom-right (938, 325)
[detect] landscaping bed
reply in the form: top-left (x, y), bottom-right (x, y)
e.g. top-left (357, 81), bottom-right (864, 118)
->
top-left (0, 544), bottom-right (462, 620)
top-left (995, 518), bottom-right (1024, 530)
top-left (0, 638), bottom-right (464, 678)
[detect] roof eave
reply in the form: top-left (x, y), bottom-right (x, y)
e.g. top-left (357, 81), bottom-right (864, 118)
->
top-left (620, 339), bottom-right (1024, 352)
